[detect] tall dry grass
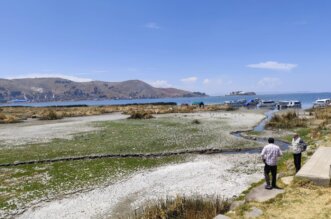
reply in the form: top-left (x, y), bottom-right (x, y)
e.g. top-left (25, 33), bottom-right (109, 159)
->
top-left (128, 111), bottom-right (154, 119)
top-left (0, 103), bottom-right (235, 123)
top-left (137, 196), bottom-right (230, 219)
top-left (39, 109), bottom-right (63, 120)
top-left (0, 113), bottom-right (20, 123)
top-left (312, 106), bottom-right (331, 120)
top-left (266, 111), bottom-right (307, 129)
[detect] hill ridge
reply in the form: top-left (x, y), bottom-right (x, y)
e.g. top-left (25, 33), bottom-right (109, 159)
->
top-left (0, 78), bottom-right (207, 102)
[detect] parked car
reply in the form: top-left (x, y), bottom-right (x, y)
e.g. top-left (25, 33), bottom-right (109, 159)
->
top-left (313, 99), bottom-right (331, 108)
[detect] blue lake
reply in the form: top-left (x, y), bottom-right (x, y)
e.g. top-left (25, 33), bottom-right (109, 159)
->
top-left (2, 92), bottom-right (331, 109)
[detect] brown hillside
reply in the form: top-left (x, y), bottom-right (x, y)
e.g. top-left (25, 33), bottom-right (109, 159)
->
top-left (0, 78), bottom-right (207, 102)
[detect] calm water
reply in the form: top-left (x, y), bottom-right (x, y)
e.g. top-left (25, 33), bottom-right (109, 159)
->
top-left (2, 92), bottom-right (331, 109)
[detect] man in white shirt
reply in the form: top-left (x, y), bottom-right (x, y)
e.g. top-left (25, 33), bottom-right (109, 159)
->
top-left (261, 137), bottom-right (283, 189)
top-left (291, 133), bottom-right (307, 173)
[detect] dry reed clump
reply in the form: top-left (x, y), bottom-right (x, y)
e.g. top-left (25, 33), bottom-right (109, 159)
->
top-left (128, 111), bottom-right (154, 119)
top-left (138, 196), bottom-right (230, 219)
top-left (176, 106), bottom-right (195, 113)
top-left (0, 113), bottom-right (20, 123)
top-left (0, 112), bottom-right (6, 120)
top-left (205, 104), bottom-right (235, 111)
top-left (39, 110), bottom-right (63, 120)
top-left (311, 106), bottom-right (331, 120)
top-left (266, 111), bottom-right (307, 129)
top-left (0, 110), bottom-right (21, 123)
top-left (307, 106), bottom-right (331, 138)
top-left (0, 104), bottom-right (235, 121)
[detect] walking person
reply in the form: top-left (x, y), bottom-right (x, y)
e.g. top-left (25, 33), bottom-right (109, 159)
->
top-left (261, 137), bottom-right (283, 189)
top-left (291, 133), bottom-right (307, 173)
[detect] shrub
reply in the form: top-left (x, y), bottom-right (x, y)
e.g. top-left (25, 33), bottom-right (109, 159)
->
top-left (128, 111), bottom-right (154, 119)
top-left (0, 113), bottom-right (20, 123)
top-left (266, 111), bottom-right (307, 129)
top-left (313, 106), bottom-right (331, 120)
top-left (192, 119), bottom-right (201, 124)
top-left (137, 196), bottom-right (230, 219)
top-left (0, 113), bottom-right (6, 120)
top-left (39, 110), bottom-right (63, 120)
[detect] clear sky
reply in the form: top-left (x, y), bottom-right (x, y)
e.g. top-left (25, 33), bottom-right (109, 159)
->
top-left (0, 0), bottom-right (330, 95)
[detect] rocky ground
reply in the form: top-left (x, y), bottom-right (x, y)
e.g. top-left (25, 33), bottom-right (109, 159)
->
top-left (0, 109), bottom-right (267, 219)
top-left (18, 153), bottom-right (263, 219)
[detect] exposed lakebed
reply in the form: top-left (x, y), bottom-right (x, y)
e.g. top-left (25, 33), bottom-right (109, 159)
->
top-left (0, 110), bottom-right (285, 219)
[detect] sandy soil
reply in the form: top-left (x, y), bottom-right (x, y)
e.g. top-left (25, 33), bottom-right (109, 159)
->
top-left (18, 154), bottom-right (263, 219)
top-left (156, 110), bottom-right (265, 131)
top-left (0, 113), bottom-right (128, 147)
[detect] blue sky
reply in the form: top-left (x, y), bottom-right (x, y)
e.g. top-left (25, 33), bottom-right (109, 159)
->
top-left (0, 0), bottom-right (330, 95)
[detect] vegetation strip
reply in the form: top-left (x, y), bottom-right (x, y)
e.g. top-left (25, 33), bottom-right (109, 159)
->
top-left (0, 130), bottom-right (290, 168)
top-left (231, 131), bottom-right (291, 145)
top-left (0, 147), bottom-right (260, 167)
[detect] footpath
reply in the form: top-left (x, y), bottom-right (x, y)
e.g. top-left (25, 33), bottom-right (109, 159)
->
top-left (214, 146), bottom-right (331, 219)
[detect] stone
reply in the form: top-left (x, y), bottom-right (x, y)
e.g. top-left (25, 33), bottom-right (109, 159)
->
top-left (246, 184), bottom-right (285, 202)
top-left (214, 214), bottom-right (231, 219)
top-left (230, 200), bottom-right (245, 210)
top-left (244, 207), bottom-right (263, 218)
top-left (281, 176), bottom-right (294, 185)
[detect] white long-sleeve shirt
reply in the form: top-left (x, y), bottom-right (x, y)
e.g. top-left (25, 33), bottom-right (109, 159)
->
top-left (291, 137), bottom-right (305, 154)
top-left (261, 143), bottom-right (283, 166)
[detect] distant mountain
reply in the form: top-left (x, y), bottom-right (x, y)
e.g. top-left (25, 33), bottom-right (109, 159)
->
top-left (0, 78), bottom-right (207, 102)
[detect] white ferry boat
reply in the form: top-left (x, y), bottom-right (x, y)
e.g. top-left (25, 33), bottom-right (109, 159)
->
top-left (258, 100), bottom-right (276, 109)
top-left (313, 99), bottom-right (331, 108)
top-left (277, 100), bottom-right (302, 110)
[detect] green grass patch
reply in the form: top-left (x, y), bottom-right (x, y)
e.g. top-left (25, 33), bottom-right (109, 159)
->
top-left (246, 130), bottom-right (262, 136)
top-left (0, 117), bottom-right (257, 164)
top-left (0, 156), bottom-right (182, 214)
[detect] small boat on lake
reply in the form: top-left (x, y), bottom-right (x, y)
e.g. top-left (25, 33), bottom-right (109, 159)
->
top-left (258, 100), bottom-right (276, 109)
top-left (276, 100), bottom-right (302, 110)
top-left (244, 98), bottom-right (260, 108)
top-left (313, 98), bottom-right (331, 108)
top-left (224, 99), bottom-right (247, 108)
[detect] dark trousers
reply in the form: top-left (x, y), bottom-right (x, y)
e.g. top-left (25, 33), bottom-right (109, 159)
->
top-left (293, 153), bottom-right (302, 173)
top-left (264, 164), bottom-right (277, 187)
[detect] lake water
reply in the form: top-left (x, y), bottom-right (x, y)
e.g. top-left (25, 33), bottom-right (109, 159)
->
top-left (2, 92), bottom-right (331, 109)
